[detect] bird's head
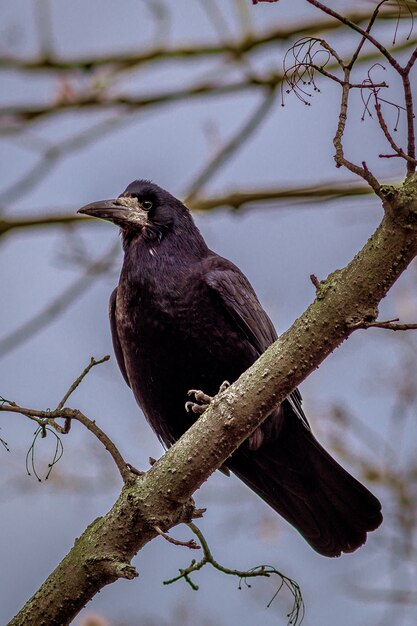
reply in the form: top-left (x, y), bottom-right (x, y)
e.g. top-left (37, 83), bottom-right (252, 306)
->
top-left (78, 179), bottom-right (193, 246)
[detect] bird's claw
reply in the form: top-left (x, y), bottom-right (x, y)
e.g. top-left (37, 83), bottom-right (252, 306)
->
top-left (185, 398), bottom-right (208, 414)
top-left (218, 380), bottom-right (230, 394)
top-left (185, 381), bottom-right (230, 414)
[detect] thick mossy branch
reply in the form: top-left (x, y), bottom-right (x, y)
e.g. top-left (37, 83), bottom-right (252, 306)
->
top-left (8, 175), bottom-right (417, 626)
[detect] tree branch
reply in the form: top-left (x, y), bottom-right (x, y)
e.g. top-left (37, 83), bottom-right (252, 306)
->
top-left (1, 74), bottom-right (284, 126)
top-left (0, 355), bottom-right (136, 483)
top-left (56, 356), bottom-right (110, 411)
top-left (0, 242), bottom-right (119, 358)
top-left (0, 9), bottom-right (409, 73)
top-left (359, 318), bottom-right (417, 331)
top-left (4, 171), bottom-right (417, 625)
top-left (0, 181), bottom-right (376, 240)
top-left (184, 87), bottom-right (277, 201)
top-left (164, 522), bottom-right (304, 624)
top-left (305, 0), bottom-right (402, 71)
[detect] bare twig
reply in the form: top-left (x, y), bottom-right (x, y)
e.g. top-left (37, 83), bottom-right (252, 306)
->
top-left (305, 0), bottom-right (402, 71)
top-left (0, 356), bottom-right (136, 483)
top-left (401, 70), bottom-right (416, 174)
top-left (0, 74), bottom-right (286, 127)
top-left (164, 522), bottom-right (304, 625)
top-left (303, 0), bottom-right (417, 177)
top-left (25, 425), bottom-right (63, 481)
top-left (57, 355), bottom-right (110, 410)
top-left (0, 242), bottom-right (118, 358)
top-left (360, 318), bottom-right (417, 331)
top-left (184, 87), bottom-right (277, 201)
top-left (0, 8), bottom-right (411, 73)
top-left (0, 113), bottom-right (138, 205)
top-left (333, 69), bottom-right (382, 195)
top-left (310, 273), bottom-right (320, 289)
top-left (404, 46), bottom-right (417, 73)
top-left (284, 41), bottom-right (387, 92)
top-left (0, 213), bottom-right (86, 237)
top-left (375, 101), bottom-right (417, 166)
top-left (347, 0), bottom-right (385, 70)
top-left (191, 181), bottom-right (375, 212)
top-left (154, 525), bottom-right (200, 550)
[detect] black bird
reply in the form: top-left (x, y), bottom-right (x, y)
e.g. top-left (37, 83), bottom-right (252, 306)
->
top-left (78, 180), bottom-right (382, 557)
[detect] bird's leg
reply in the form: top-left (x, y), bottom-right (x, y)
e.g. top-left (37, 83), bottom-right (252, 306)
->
top-left (185, 381), bottom-right (230, 414)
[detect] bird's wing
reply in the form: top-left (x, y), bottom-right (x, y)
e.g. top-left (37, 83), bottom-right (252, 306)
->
top-left (204, 262), bottom-right (277, 354)
top-left (109, 287), bottom-right (131, 388)
top-left (204, 258), bottom-right (309, 429)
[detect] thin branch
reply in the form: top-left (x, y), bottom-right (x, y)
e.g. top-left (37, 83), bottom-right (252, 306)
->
top-left (402, 71), bottom-right (416, 173)
top-left (154, 525), bottom-right (200, 550)
top-left (0, 242), bottom-right (119, 357)
top-left (375, 101), bottom-right (417, 165)
top-left (25, 424), bottom-right (63, 481)
top-left (0, 213), bottom-right (84, 237)
top-left (59, 407), bottom-right (136, 482)
top-left (2, 32), bottom-right (414, 129)
top-left (333, 69), bottom-right (382, 195)
top-left (0, 74), bottom-right (284, 127)
top-left (306, 0), bottom-right (402, 71)
top-left (347, 0), bottom-right (385, 70)
top-left (0, 180), bottom-right (377, 239)
top-left (404, 45), bottom-right (417, 73)
top-left (184, 87), bottom-right (277, 202)
top-left (0, 112), bottom-right (139, 205)
top-left (0, 8), bottom-right (410, 73)
top-left (379, 153), bottom-right (404, 159)
top-left (190, 181), bottom-right (376, 212)
top-left (56, 356), bottom-right (110, 410)
top-left (359, 318), bottom-right (417, 331)
top-left (0, 356), bottom-right (135, 483)
top-left (310, 274), bottom-right (321, 289)
top-left (303, 1), bottom-right (416, 175)
top-left (164, 522), bottom-right (304, 625)
top-left (286, 60), bottom-right (386, 89)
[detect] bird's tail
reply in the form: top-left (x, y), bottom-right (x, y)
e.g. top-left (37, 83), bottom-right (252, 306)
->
top-left (230, 410), bottom-right (382, 557)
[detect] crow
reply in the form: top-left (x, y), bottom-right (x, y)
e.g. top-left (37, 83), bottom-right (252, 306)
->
top-left (78, 179), bottom-right (382, 557)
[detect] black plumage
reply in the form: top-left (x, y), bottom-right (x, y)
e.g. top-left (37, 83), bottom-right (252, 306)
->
top-left (78, 179), bottom-right (382, 557)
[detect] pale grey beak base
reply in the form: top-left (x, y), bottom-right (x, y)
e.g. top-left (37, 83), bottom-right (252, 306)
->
top-left (77, 197), bottom-right (148, 228)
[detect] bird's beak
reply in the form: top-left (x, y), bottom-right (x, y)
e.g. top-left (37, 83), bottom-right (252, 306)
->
top-left (77, 196), bottom-right (148, 228)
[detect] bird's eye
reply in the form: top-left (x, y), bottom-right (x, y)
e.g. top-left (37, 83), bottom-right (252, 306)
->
top-left (142, 200), bottom-right (153, 211)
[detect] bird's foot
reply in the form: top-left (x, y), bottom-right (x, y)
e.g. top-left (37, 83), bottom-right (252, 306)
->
top-left (185, 381), bottom-right (230, 414)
